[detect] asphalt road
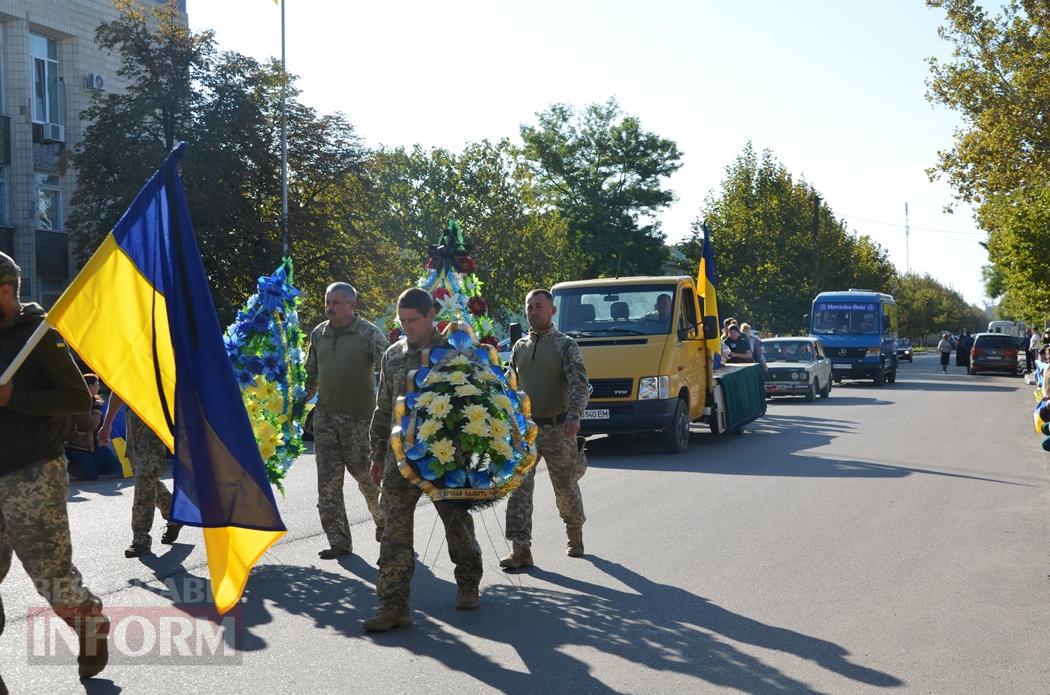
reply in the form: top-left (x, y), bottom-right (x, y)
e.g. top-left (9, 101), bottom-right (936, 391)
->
top-left (2, 351), bottom-right (1049, 694)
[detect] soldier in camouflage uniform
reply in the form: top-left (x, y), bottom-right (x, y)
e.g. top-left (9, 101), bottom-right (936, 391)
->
top-left (501, 289), bottom-right (590, 569)
top-left (0, 252), bottom-right (108, 682)
top-left (99, 394), bottom-right (181, 557)
top-left (305, 283), bottom-right (387, 559)
top-left (363, 288), bottom-right (483, 632)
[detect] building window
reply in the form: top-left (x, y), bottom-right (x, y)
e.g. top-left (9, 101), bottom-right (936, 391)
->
top-left (30, 33), bottom-right (59, 125)
top-left (35, 173), bottom-right (61, 231)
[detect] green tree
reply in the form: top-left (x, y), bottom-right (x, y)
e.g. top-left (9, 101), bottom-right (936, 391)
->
top-left (678, 144), bottom-right (897, 334)
top-left (362, 141), bottom-right (574, 326)
top-left (894, 272), bottom-right (986, 342)
top-left (520, 99), bottom-right (683, 278)
top-left (927, 0), bottom-right (1050, 321)
top-left (69, 1), bottom-right (373, 324)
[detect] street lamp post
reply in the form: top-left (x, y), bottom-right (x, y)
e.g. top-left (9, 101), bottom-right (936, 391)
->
top-left (280, 0), bottom-right (288, 256)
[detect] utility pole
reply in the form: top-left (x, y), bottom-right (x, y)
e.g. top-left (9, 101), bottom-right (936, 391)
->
top-left (280, 0), bottom-right (289, 257)
top-left (812, 192), bottom-right (820, 280)
top-left (904, 202), bottom-right (910, 274)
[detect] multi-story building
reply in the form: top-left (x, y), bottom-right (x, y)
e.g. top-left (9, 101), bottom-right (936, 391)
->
top-left (0, 0), bottom-right (186, 305)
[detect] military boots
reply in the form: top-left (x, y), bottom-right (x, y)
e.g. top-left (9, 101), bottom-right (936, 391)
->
top-left (363, 605), bottom-right (411, 632)
top-left (59, 609), bottom-right (109, 679)
top-left (499, 545), bottom-right (534, 569)
top-left (566, 526), bottom-right (584, 557)
top-left (455, 585), bottom-right (480, 610)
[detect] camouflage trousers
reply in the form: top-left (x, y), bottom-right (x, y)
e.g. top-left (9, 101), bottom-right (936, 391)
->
top-left (313, 410), bottom-right (383, 551)
top-left (506, 425), bottom-right (587, 549)
top-left (127, 411), bottom-right (172, 547)
top-left (0, 457), bottom-right (102, 638)
top-left (376, 458), bottom-right (482, 611)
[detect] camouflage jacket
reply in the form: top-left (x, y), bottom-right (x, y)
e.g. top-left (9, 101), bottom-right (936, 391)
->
top-left (369, 329), bottom-right (446, 464)
top-left (510, 326), bottom-right (589, 421)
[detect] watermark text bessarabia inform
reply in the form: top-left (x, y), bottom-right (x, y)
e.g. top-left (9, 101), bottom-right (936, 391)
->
top-left (27, 577), bottom-right (242, 665)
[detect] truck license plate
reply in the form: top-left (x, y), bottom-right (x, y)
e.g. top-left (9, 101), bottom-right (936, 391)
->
top-left (832, 362), bottom-right (851, 369)
top-left (583, 409), bottom-right (609, 420)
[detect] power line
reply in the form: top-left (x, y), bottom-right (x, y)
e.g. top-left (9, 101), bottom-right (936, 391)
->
top-left (840, 212), bottom-right (987, 237)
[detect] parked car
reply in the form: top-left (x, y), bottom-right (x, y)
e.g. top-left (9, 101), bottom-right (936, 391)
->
top-left (896, 338), bottom-right (913, 362)
top-left (969, 333), bottom-right (1021, 375)
top-left (762, 337), bottom-right (832, 401)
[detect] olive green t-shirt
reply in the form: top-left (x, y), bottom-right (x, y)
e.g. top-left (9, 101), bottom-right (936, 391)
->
top-left (305, 317), bottom-right (387, 417)
top-left (511, 328), bottom-right (570, 419)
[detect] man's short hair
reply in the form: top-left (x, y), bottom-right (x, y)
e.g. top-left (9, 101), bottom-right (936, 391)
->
top-left (325, 282), bottom-right (358, 303)
top-left (728, 324), bottom-right (740, 334)
top-left (526, 289), bottom-right (554, 304)
top-left (398, 287), bottom-right (434, 315)
top-left (0, 252), bottom-right (20, 295)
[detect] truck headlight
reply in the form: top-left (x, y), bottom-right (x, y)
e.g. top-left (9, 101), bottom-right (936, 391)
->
top-left (638, 376), bottom-right (670, 400)
top-left (791, 372), bottom-right (801, 380)
top-left (865, 347), bottom-right (880, 358)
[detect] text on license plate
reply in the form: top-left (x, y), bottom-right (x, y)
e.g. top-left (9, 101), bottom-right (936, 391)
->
top-left (583, 409), bottom-right (610, 420)
top-left (832, 361), bottom-right (851, 369)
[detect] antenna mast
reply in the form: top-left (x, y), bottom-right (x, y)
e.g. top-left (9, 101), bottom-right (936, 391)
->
top-left (904, 202), bottom-right (910, 274)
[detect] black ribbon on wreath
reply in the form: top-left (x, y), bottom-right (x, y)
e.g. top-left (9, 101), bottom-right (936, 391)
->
top-left (427, 220), bottom-right (475, 274)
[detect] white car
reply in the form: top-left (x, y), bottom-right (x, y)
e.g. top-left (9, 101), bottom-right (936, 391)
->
top-left (762, 337), bottom-right (833, 401)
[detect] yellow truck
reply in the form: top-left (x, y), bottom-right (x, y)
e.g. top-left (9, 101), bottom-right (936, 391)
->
top-left (550, 275), bottom-right (766, 452)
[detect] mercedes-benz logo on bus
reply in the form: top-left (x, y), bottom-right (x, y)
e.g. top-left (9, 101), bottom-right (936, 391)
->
top-left (838, 349), bottom-right (848, 356)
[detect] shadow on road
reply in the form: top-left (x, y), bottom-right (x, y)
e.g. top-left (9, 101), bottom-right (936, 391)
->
top-left (768, 395), bottom-right (893, 406)
top-left (67, 478), bottom-right (135, 503)
top-left (585, 415), bottom-right (1030, 485)
top-left (123, 549), bottom-right (904, 693)
top-left (370, 557), bottom-right (903, 694)
top-left (849, 379), bottom-right (1018, 393)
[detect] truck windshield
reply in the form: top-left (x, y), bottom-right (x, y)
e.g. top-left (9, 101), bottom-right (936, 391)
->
top-left (811, 308), bottom-right (880, 335)
top-left (553, 284), bottom-right (677, 336)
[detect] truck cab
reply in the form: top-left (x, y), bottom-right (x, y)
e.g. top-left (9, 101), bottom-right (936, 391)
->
top-left (551, 276), bottom-right (765, 453)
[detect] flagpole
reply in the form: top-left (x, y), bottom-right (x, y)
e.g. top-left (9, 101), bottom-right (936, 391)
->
top-left (280, 0), bottom-right (289, 256)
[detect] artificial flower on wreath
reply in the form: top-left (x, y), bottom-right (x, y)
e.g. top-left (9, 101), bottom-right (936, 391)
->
top-left (222, 259), bottom-right (309, 493)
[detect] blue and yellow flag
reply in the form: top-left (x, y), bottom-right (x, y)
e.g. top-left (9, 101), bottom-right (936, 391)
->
top-left (99, 401), bottom-right (133, 478)
top-left (48, 144), bottom-right (285, 614)
top-left (697, 224), bottom-right (721, 362)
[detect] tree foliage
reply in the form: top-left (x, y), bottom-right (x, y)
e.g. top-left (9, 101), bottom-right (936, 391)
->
top-left (893, 272), bottom-right (987, 341)
top-left (678, 145), bottom-right (897, 334)
top-left (361, 141), bottom-right (574, 326)
top-left (927, 0), bottom-right (1050, 321)
top-left (520, 99), bottom-right (683, 278)
top-left (69, 2), bottom-right (372, 324)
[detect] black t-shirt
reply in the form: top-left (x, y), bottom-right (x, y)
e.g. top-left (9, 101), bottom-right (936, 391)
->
top-left (724, 335), bottom-right (753, 362)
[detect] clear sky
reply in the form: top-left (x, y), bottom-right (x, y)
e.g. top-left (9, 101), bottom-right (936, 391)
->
top-left (187, 0), bottom-right (992, 306)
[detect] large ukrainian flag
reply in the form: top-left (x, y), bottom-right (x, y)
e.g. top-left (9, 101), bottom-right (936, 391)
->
top-left (48, 144), bottom-right (285, 614)
top-left (697, 223), bottom-right (722, 361)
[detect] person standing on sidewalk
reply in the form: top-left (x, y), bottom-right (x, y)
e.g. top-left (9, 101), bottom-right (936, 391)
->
top-left (305, 282), bottom-right (387, 559)
top-left (0, 252), bottom-right (108, 683)
top-left (501, 289), bottom-right (590, 570)
top-left (1028, 328), bottom-right (1040, 374)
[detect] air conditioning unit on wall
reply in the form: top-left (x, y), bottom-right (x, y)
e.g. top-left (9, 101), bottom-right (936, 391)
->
top-left (41, 123), bottom-right (64, 143)
top-left (85, 73), bottom-right (105, 91)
